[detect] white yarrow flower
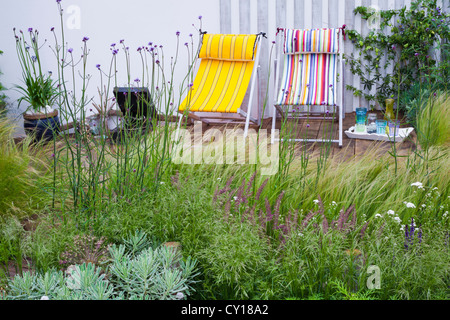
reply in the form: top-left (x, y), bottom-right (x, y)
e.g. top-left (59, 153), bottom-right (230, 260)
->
top-left (387, 210), bottom-right (395, 215)
top-left (394, 216), bottom-right (401, 223)
top-left (41, 296), bottom-right (49, 300)
top-left (313, 199), bottom-right (319, 204)
top-left (411, 182), bottom-right (423, 188)
top-left (404, 202), bottom-right (416, 208)
top-left (375, 214), bottom-right (382, 218)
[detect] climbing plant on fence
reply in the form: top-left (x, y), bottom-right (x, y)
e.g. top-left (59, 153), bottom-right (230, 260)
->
top-left (344, 0), bottom-right (449, 113)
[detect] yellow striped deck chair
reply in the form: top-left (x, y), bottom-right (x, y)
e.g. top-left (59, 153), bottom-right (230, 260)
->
top-left (178, 32), bottom-right (264, 137)
top-left (272, 28), bottom-right (345, 147)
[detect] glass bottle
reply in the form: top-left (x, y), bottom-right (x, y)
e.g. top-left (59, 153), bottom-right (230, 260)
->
top-left (366, 113), bottom-right (377, 134)
top-left (384, 99), bottom-right (395, 121)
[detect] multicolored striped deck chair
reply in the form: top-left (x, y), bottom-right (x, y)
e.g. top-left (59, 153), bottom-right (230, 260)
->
top-left (178, 32), bottom-right (264, 137)
top-left (272, 28), bottom-right (344, 146)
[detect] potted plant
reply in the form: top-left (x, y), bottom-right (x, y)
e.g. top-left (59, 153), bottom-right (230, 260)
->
top-left (13, 28), bottom-right (61, 142)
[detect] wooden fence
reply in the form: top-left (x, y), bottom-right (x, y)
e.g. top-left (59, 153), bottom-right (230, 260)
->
top-left (218, 0), bottom-right (448, 117)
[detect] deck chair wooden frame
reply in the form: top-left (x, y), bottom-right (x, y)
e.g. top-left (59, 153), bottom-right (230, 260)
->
top-left (271, 28), bottom-right (345, 147)
top-left (177, 32), bottom-right (264, 138)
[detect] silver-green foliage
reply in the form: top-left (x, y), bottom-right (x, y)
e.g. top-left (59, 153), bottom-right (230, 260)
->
top-left (4, 239), bottom-right (198, 300)
top-left (108, 243), bottom-right (198, 300)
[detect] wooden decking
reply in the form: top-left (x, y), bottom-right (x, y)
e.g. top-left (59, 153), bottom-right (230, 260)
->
top-left (195, 110), bottom-right (417, 160)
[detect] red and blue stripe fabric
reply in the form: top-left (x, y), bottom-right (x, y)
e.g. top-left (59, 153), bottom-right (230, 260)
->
top-left (276, 28), bottom-right (340, 106)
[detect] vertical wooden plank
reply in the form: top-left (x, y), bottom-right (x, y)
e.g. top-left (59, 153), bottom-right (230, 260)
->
top-left (379, 0), bottom-right (396, 100)
top-left (312, 0), bottom-right (322, 29)
top-left (258, 0), bottom-right (270, 119)
top-left (322, 0), bottom-right (329, 28)
top-left (231, 0), bottom-right (240, 34)
top-left (344, 0), bottom-right (355, 113)
top-left (277, 0), bottom-right (287, 29)
top-left (240, 0), bottom-right (251, 34)
top-left (266, 0), bottom-right (277, 117)
top-left (337, 0), bottom-right (347, 113)
top-left (220, 0), bottom-right (232, 34)
top-left (294, 0), bottom-right (304, 29)
top-left (304, 0), bottom-right (313, 29)
top-left (369, 0), bottom-right (378, 110)
top-left (328, 0), bottom-right (339, 28)
top-left (353, 0), bottom-right (362, 111)
top-left (250, 0), bottom-right (258, 34)
top-left (286, 0), bottom-right (295, 29)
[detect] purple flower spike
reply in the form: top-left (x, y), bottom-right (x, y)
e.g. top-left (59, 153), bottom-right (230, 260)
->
top-left (198, 15), bottom-right (202, 20)
top-left (414, 52), bottom-right (419, 56)
top-left (28, 27), bottom-right (33, 33)
top-left (68, 48), bottom-right (73, 53)
top-left (51, 27), bottom-right (55, 32)
top-left (96, 64), bottom-right (101, 70)
top-left (176, 31), bottom-right (180, 36)
top-left (111, 43), bottom-right (116, 47)
top-left (82, 36), bottom-right (89, 42)
top-left (134, 78), bottom-right (140, 83)
top-left (306, 124), bottom-right (310, 128)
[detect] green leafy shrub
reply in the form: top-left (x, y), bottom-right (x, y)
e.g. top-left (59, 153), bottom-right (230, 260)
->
top-left (345, 0), bottom-right (449, 112)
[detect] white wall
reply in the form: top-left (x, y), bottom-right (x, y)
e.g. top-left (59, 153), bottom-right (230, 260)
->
top-left (0, 0), bottom-right (221, 136)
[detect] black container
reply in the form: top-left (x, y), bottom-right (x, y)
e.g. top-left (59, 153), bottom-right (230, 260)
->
top-left (113, 87), bottom-right (157, 128)
top-left (23, 114), bottom-right (60, 143)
